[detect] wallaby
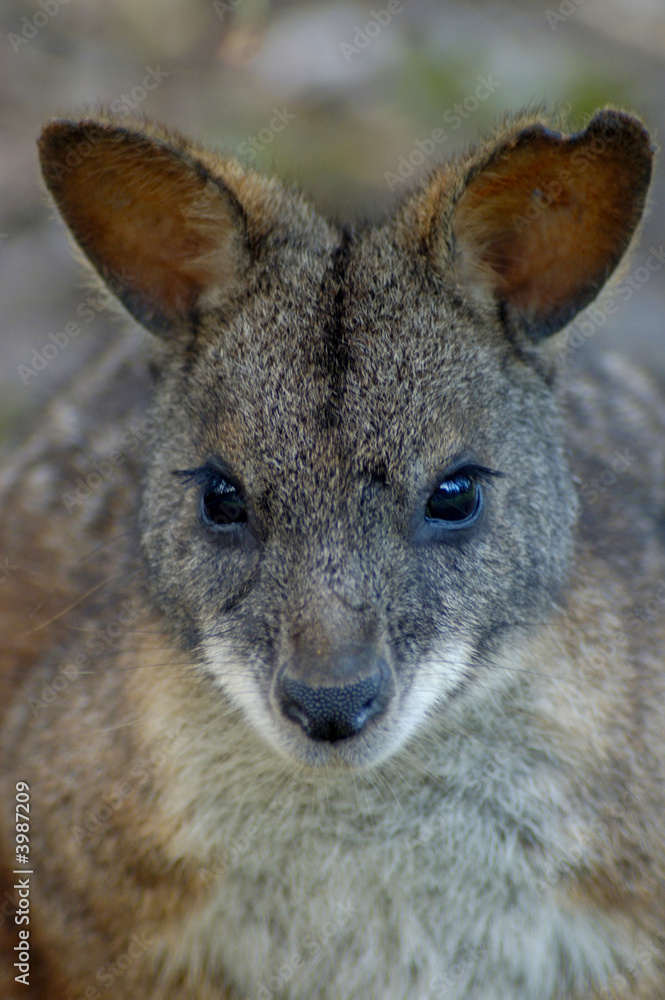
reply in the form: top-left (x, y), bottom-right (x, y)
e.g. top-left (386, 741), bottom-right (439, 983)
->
top-left (0, 106), bottom-right (664, 1000)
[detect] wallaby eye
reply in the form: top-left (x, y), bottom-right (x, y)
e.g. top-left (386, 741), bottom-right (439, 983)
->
top-left (200, 477), bottom-right (247, 527)
top-left (174, 465), bottom-right (247, 529)
top-left (426, 472), bottom-right (481, 524)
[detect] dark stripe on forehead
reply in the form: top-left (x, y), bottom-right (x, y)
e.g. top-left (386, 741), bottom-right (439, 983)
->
top-left (318, 226), bottom-right (354, 429)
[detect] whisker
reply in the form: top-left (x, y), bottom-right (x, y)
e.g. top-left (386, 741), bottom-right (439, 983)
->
top-left (21, 573), bottom-right (131, 635)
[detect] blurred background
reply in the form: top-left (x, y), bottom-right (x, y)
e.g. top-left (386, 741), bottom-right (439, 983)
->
top-left (1, 0), bottom-right (664, 449)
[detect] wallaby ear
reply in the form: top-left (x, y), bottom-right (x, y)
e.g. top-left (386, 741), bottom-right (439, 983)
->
top-left (406, 110), bottom-right (653, 340)
top-left (38, 118), bottom-right (253, 338)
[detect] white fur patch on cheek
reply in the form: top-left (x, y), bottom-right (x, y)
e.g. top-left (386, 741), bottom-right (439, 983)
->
top-left (397, 641), bottom-right (476, 737)
top-left (201, 637), bottom-right (288, 752)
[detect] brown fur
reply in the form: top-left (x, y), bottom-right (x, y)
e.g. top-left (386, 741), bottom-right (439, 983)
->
top-left (0, 108), bottom-right (663, 999)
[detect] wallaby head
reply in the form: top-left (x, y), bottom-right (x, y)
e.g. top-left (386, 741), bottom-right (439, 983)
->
top-left (38, 110), bottom-right (652, 770)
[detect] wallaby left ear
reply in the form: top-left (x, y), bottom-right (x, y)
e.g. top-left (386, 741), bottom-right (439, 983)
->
top-left (406, 110), bottom-right (654, 340)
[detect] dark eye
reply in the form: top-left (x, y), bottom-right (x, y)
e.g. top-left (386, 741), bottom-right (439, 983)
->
top-left (200, 476), bottom-right (247, 527)
top-left (426, 472), bottom-right (480, 524)
top-left (173, 466), bottom-right (247, 529)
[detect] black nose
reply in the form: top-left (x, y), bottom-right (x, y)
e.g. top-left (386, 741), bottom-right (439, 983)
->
top-left (278, 658), bottom-right (389, 742)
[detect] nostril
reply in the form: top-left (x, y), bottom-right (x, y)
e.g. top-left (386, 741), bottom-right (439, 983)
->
top-left (279, 668), bottom-right (387, 743)
top-left (282, 696), bottom-right (310, 733)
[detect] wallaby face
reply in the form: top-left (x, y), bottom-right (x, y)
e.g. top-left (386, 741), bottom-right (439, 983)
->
top-left (38, 112), bottom-right (643, 772)
top-left (139, 236), bottom-right (579, 768)
top-left (2, 109), bottom-right (664, 999)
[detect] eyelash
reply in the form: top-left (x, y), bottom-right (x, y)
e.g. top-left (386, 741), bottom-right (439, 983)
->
top-left (172, 465), bottom-right (222, 488)
top-left (450, 464), bottom-right (502, 481)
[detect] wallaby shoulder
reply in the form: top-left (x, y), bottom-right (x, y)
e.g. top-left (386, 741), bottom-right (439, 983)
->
top-left (562, 350), bottom-right (665, 574)
top-left (0, 327), bottom-right (152, 712)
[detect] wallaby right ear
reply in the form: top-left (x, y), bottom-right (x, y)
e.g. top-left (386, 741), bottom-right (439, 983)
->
top-left (38, 117), bottom-right (255, 338)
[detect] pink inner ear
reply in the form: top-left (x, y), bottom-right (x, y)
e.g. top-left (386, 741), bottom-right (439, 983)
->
top-left (40, 126), bottom-right (241, 329)
top-left (454, 124), bottom-right (651, 333)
